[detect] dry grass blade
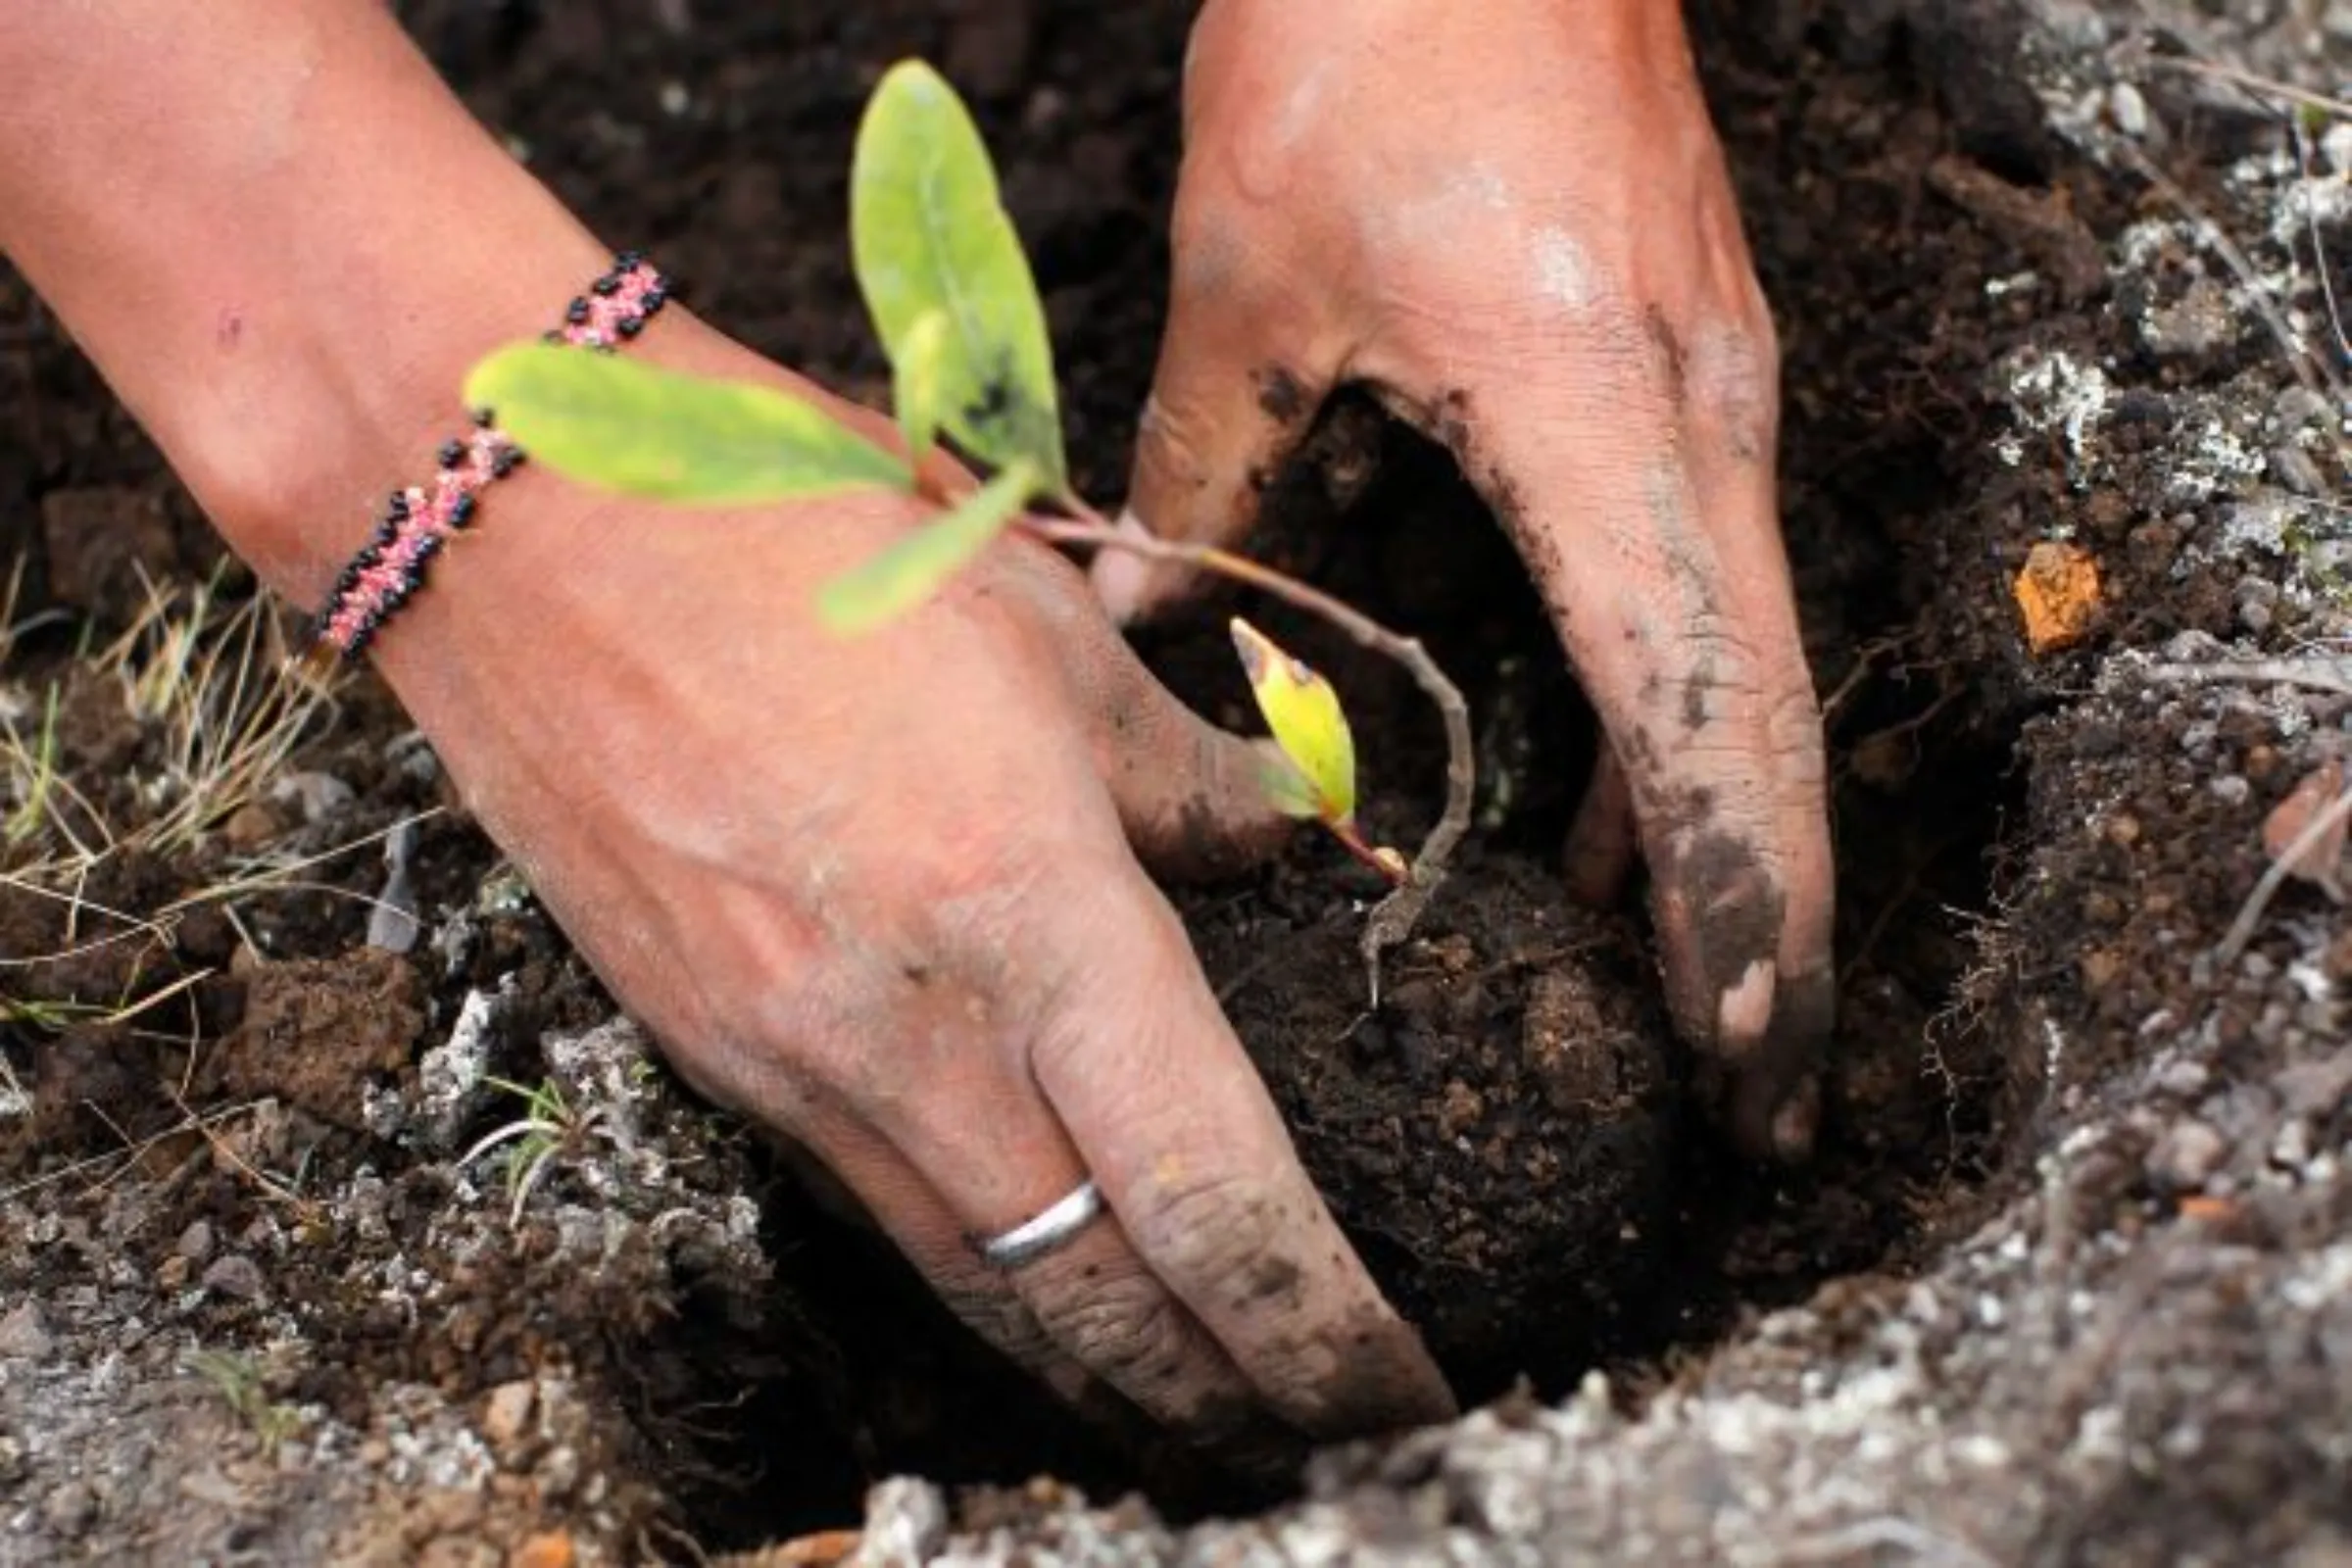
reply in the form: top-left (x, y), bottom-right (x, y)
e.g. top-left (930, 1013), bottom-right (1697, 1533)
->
top-left (2217, 768), bottom-right (2352, 963)
top-left (98, 567), bottom-right (336, 863)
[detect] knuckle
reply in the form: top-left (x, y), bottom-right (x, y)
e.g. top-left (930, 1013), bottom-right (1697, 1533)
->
top-left (1044, 1268), bottom-right (1191, 1391)
top-left (1126, 1167), bottom-right (1291, 1314)
top-left (1134, 389), bottom-right (1224, 507)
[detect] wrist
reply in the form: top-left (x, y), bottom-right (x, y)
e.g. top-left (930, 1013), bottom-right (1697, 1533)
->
top-left (0, 1), bottom-right (615, 600)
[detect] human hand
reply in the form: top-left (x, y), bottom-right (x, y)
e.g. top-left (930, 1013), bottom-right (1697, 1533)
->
top-left (378, 325), bottom-right (1456, 1447)
top-left (1097, 0), bottom-right (1834, 1161)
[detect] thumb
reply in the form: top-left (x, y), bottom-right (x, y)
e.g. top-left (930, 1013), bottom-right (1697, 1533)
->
top-left (1099, 248), bottom-right (1338, 623)
top-left (1044, 572), bottom-right (1295, 881)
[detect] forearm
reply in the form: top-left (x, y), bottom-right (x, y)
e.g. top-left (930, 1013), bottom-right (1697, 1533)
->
top-left (0, 0), bottom-right (611, 601)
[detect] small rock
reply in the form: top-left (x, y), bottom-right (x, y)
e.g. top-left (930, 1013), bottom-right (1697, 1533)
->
top-left (2271, 445), bottom-right (2327, 498)
top-left (2139, 277), bottom-right (2238, 360)
top-left (2147, 1118), bottom-right (2228, 1190)
top-left (176, 1218), bottom-right (216, 1264)
top-left (481, 1379), bottom-right (538, 1454)
top-left (221, 801), bottom-right (285, 852)
top-left (41, 1479), bottom-right (95, 1537)
top-left (0, 1300), bottom-right (53, 1359)
top-left (156, 1254), bottom-right (191, 1291)
top-left (270, 770), bottom-right (356, 825)
top-left (861, 1477), bottom-right (949, 1564)
top-left (200, 1252), bottom-right (268, 1302)
top-left (2236, 576), bottom-right (2280, 635)
top-left (2274, 386), bottom-right (2330, 432)
top-left (2107, 81), bottom-right (2149, 139)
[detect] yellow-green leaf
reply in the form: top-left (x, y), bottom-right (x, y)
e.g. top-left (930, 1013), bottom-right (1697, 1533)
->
top-left (1256, 748), bottom-right (1325, 821)
top-left (894, 309), bottom-right (950, 478)
top-left (466, 343), bottom-right (905, 504)
top-left (1231, 617), bottom-right (1356, 822)
top-left (819, 461), bottom-right (1037, 633)
top-left (852, 61), bottom-right (1067, 492)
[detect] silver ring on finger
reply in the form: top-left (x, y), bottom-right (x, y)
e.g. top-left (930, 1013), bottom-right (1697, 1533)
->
top-left (975, 1179), bottom-right (1105, 1269)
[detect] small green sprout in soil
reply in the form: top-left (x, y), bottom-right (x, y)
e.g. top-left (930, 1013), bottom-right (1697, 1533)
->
top-left (466, 61), bottom-right (1475, 980)
top-left (183, 1348), bottom-right (304, 1455)
top-left (460, 1073), bottom-right (606, 1229)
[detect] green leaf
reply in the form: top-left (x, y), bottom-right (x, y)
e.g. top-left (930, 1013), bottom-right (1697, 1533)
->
top-left (466, 343), bottom-right (905, 505)
top-left (1230, 617), bottom-right (1357, 823)
top-left (893, 310), bottom-right (951, 477)
top-left (819, 460), bottom-right (1037, 633)
top-left (852, 60), bottom-right (1067, 492)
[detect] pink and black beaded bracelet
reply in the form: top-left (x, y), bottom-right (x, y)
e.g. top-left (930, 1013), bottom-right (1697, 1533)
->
top-left (311, 253), bottom-right (669, 660)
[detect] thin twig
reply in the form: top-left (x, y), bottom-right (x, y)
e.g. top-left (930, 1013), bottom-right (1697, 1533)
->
top-left (2215, 772), bottom-right (2352, 964)
top-left (2145, 55), bottom-right (2352, 124)
top-left (2141, 658), bottom-right (2352, 698)
top-left (2289, 112), bottom-right (2351, 371)
top-left (1026, 511), bottom-right (1475, 996)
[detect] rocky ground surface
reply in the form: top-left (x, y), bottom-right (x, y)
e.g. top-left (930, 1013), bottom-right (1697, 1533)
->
top-left (3, 0), bottom-right (2348, 1564)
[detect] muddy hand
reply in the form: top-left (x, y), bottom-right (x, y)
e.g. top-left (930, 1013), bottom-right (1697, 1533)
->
top-left (1096, 0), bottom-right (1835, 1161)
top-left (376, 326), bottom-right (1455, 1447)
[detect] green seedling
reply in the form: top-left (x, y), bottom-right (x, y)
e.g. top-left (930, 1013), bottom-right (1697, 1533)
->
top-left (460, 1074), bottom-right (606, 1229)
top-left (184, 1348), bottom-right (304, 1454)
top-left (467, 61), bottom-right (1475, 978)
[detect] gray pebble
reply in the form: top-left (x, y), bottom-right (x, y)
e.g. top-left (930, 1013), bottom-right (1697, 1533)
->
top-left (2147, 1118), bottom-right (2228, 1189)
top-left (174, 1219), bottom-right (215, 1265)
top-left (199, 1253), bottom-right (268, 1302)
top-left (2271, 446), bottom-right (2327, 497)
top-left (41, 1481), bottom-right (94, 1537)
top-left (0, 1300), bottom-right (52, 1359)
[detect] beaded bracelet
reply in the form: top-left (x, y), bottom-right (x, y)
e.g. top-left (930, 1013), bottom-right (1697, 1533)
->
top-left (311, 252), bottom-right (669, 660)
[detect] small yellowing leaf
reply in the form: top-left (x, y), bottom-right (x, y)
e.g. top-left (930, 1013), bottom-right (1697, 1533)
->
top-left (1256, 748), bottom-right (1325, 821)
top-left (818, 460), bottom-right (1037, 633)
top-left (1231, 616), bottom-right (1356, 823)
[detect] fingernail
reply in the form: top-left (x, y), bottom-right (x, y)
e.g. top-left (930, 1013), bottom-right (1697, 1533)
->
top-left (1715, 957), bottom-right (1777, 1044)
top-left (1089, 510), bottom-right (1161, 624)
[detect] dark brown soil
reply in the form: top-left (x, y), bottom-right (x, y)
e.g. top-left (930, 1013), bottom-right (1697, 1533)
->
top-left (6, 0), bottom-right (2346, 1562)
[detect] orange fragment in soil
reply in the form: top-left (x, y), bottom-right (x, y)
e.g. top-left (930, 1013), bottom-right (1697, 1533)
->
top-left (508, 1532), bottom-right (574, 1568)
top-left (2178, 1195), bottom-right (2235, 1223)
top-left (2013, 540), bottom-right (2101, 656)
top-left (2262, 760), bottom-right (2349, 896)
top-left (759, 1529), bottom-right (862, 1565)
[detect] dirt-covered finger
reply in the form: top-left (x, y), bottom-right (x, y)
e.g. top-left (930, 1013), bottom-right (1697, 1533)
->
top-left (832, 1002), bottom-right (1271, 1442)
top-left (797, 1115), bottom-right (1101, 1411)
top-left (1677, 351), bottom-right (1836, 1160)
top-left (1415, 361), bottom-right (1822, 1161)
top-left (1098, 227), bottom-right (1337, 622)
top-left (1028, 870), bottom-right (1456, 1440)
